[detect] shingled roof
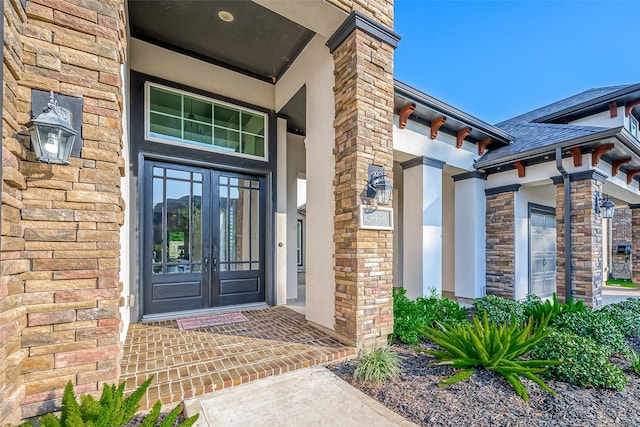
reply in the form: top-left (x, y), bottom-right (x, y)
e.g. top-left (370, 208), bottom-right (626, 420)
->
top-left (475, 84), bottom-right (640, 168)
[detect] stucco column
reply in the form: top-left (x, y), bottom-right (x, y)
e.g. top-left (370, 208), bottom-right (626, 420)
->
top-left (453, 172), bottom-right (487, 302)
top-left (630, 204), bottom-right (640, 285)
top-left (485, 184), bottom-right (520, 299)
top-left (554, 171), bottom-right (605, 307)
top-left (327, 10), bottom-right (400, 348)
top-left (401, 157), bottom-right (445, 299)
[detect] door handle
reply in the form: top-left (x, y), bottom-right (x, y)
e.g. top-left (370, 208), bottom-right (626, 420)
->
top-left (203, 257), bottom-right (209, 270)
top-left (212, 257), bottom-right (218, 271)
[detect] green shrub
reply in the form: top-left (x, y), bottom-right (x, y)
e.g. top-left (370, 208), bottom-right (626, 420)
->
top-left (532, 331), bottom-right (627, 390)
top-left (551, 309), bottom-right (630, 355)
top-left (417, 293), bottom-right (468, 329)
top-left (392, 288), bottom-right (425, 345)
top-left (599, 298), bottom-right (640, 338)
top-left (391, 288), bottom-right (468, 345)
top-left (419, 313), bottom-right (557, 402)
top-left (354, 346), bottom-right (403, 383)
top-left (16, 378), bottom-right (199, 427)
top-left (524, 293), bottom-right (587, 327)
top-left (472, 294), bottom-right (525, 325)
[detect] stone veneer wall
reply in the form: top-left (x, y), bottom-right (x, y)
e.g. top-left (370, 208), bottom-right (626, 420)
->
top-left (485, 191), bottom-right (516, 298)
top-left (332, 2), bottom-right (395, 349)
top-left (556, 176), bottom-right (604, 307)
top-left (611, 207), bottom-right (631, 245)
top-left (1, 0), bottom-right (126, 421)
top-left (325, 0), bottom-right (393, 27)
top-left (1, 0), bottom-right (28, 423)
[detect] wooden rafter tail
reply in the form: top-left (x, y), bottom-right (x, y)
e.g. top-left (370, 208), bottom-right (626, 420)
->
top-left (612, 158), bottom-right (631, 176)
top-left (609, 101), bottom-right (618, 118)
top-left (627, 168), bottom-right (640, 185)
top-left (477, 137), bottom-right (492, 155)
top-left (513, 161), bottom-right (526, 178)
top-left (456, 128), bottom-right (472, 149)
top-left (591, 144), bottom-right (614, 167)
top-left (430, 116), bottom-right (446, 139)
top-left (626, 100), bottom-right (640, 117)
top-left (398, 103), bottom-right (416, 129)
top-left (569, 147), bottom-right (582, 167)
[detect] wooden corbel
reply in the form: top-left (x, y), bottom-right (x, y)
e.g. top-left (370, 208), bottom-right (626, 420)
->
top-left (456, 128), bottom-right (472, 149)
top-left (478, 138), bottom-right (492, 155)
top-left (513, 161), bottom-right (526, 178)
top-left (591, 144), bottom-right (614, 166)
top-left (626, 100), bottom-right (640, 117)
top-left (430, 116), bottom-right (446, 139)
top-left (609, 102), bottom-right (618, 118)
top-left (398, 103), bottom-right (416, 129)
top-left (612, 158), bottom-right (631, 176)
top-left (569, 148), bottom-right (582, 167)
top-left (627, 168), bottom-right (640, 185)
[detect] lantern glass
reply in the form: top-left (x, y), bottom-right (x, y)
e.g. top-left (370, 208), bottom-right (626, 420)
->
top-left (601, 199), bottom-right (615, 219)
top-left (375, 178), bottom-right (393, 206)
top-left (30, 123), bottom-right (76, 165)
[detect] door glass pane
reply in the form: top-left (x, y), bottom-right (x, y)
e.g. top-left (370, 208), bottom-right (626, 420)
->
top-left (218, 176), bottom-right (261, 272)
top-left (151, 166), bottom-right (203, 275)
top-left (192, 182), bottom-right (203, 268)
top-left (152, 177), bottom-right (164, 272)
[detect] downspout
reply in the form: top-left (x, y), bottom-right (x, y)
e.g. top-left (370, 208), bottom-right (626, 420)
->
top-left (555, 147), bottom-right (572, 300)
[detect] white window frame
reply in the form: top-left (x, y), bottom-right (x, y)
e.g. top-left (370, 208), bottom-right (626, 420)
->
top-left (144, 81), bottom-right (269, 162)
top-left (630, 114), bottom-right (638, 139)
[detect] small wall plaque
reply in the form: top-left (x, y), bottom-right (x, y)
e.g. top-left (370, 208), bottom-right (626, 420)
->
top-left (359, 205), bottom-right (394, 230)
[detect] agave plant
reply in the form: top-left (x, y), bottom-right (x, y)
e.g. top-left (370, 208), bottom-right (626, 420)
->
top-left (419, 312), bottom-right (558, 402)
top-left (18, 378), bottom-right (199, 427)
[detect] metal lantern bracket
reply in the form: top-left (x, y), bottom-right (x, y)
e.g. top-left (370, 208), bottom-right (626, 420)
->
top-left (30, 89), bottom-right (83, 157)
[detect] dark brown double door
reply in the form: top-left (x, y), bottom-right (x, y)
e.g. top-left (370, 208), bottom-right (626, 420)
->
top-left (143, 161), bottom-right (265, 315)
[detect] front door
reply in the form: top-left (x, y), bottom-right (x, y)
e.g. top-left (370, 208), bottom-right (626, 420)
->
top-left (143, 161), bottom-right (266, 315)
top-left (529, 206), bottom-right (556, 297)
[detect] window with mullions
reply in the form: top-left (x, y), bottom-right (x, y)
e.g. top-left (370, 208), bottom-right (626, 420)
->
top-left (146, 83), bottom-right (267, 159)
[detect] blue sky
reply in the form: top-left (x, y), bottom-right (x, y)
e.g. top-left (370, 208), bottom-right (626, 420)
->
top-left (394, 1), bottom-right (640, 125)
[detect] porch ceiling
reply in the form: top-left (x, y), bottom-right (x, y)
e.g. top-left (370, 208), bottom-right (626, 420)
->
top-left (128, 1), bottom-right (315, 83)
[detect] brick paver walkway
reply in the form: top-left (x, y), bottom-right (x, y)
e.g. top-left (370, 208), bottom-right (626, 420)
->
top-left (120, 306), bottom-right (355, 409)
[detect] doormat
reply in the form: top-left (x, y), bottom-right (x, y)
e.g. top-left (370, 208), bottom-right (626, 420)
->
top-left (176, 312), bottom-right (249, 330)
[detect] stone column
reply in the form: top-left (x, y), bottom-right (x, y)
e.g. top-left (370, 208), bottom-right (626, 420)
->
top-left (555, 171), bottom-right (605, 307)
top-left (327, 9), bottom-right (400, 349)
top-left (401, 157), bottom-right (444, 299)
top-left (485, 185), bottom-right (520, 299)
top-left (11, 0), bottom-right (127, 419)
top-left (630, 205), bottom-right (640, 285)
top-left (453, 172), bottom-right (487, 303)
top-left (1, 1), bottom-right (28, 424)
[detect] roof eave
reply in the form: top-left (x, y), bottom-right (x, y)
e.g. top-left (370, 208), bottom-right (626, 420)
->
top-left (474, 126), bottom-right (625, 170)
top-left (393, 79), bottom-right (515, 144)
top-left (533, 84), bottom-right (640, 123)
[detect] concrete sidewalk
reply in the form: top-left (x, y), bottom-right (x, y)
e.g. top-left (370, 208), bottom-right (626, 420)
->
top-left (183, 366), bottom-right (417, 427)
top-left (602, 285), bottom-right (640, 305)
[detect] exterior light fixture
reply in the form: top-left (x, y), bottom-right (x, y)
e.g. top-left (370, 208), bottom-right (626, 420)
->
top-left (367, 164), bottom-right (393, 206)
top-left (595, 191), bottom-right (615, 219)
top-left (26, 91), bottom-right (78, 165)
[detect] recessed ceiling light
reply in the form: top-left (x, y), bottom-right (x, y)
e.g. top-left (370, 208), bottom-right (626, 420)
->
top-left (218, 10), bottom-right (234, 22)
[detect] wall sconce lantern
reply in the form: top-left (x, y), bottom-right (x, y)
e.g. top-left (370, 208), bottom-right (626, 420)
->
top-left (26, 91), bottom-right (78, 165)
top-left (595, 191), bottom-right (615, 219)
top-left (367, 164), bottom-right (393, 206)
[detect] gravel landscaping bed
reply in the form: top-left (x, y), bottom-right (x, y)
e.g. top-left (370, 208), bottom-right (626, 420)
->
top-left (328, 341), bottom-right (640, 427)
